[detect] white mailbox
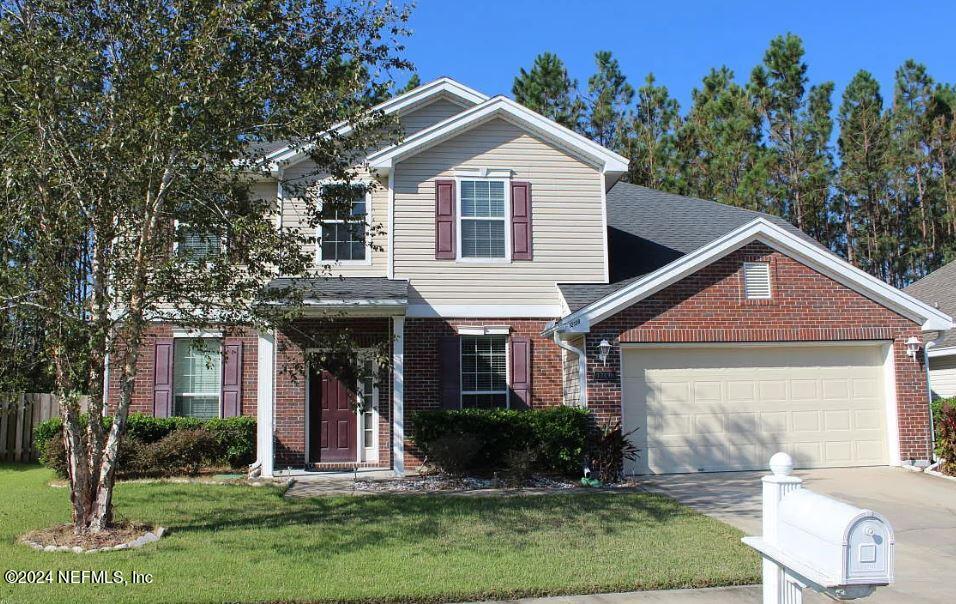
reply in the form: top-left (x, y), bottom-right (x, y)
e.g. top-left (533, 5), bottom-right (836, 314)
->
top-left (777, 489), bottom-right (894, 588)
top-left (743, 453), bottom-right (896, 603)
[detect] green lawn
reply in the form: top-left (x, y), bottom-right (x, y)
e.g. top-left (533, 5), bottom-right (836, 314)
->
top-left (0, 464), bottom-right (759, 603)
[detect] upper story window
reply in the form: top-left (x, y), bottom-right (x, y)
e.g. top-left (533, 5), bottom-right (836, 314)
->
top-left (459, 179), bottom-right (507, 259)
top-left (460, 335), bottom-right (508, 408)
top-left (743, 262), bottom-right (772, 299)
top-left (318, 183), bottom-right (368, 262)
top-left (177, 225), bottom-right (221, 260)
top-left (173, 338), bottom-right (221, 419)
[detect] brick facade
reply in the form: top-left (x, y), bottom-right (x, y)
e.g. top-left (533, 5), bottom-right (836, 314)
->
top-left (583, 242), bottom-right (932, 462)
top-left (107, 324), bottom-right (258, 418)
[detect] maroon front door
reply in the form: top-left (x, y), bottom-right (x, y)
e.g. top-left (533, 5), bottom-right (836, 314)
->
top-left (309, 367), bottom-right (356, 463)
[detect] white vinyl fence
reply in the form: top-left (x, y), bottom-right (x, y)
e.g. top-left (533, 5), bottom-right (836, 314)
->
top-left (0, 393), bottom-right (89, 462)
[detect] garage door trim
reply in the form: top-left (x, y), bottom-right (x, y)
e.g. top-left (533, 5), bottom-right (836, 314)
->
top-left (619, 341), bottom-right (901, 473)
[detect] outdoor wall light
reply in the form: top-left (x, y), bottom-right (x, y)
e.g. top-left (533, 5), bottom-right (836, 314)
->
top-left (598, 339), bottom-right (612, 366)
top-left (905, 336), bottom-right (922, 359)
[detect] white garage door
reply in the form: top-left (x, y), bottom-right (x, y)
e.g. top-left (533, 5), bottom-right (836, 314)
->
top-left (621, 344), bottom-right (890, 474)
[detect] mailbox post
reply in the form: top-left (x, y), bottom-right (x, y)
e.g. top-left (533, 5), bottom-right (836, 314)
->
top-left (743, 453), bottom-right (895, 603)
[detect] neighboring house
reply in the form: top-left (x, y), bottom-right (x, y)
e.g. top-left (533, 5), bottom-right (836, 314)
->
top-left (905, 260), bottom-right (956, 400)
top-left (107, 77), bottom-right (953, 476)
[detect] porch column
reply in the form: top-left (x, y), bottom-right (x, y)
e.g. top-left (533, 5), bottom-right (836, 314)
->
top-left (257, 330), bottom-right (276, 478)
top-left (392, 316), bottom-right (405, 476)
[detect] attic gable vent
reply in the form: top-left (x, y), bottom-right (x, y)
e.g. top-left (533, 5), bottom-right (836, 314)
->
top-left (743, 262), bottom-right (772, 299)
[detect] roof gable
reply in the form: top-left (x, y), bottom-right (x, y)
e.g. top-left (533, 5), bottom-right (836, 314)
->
top-left (549, 218), bottom-right (953, 334)
top-left (367, 96), bottom-right (629, 177)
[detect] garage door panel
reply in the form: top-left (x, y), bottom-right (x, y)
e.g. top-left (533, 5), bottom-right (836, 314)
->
top-left (622, 345), bottom-right (889, 474)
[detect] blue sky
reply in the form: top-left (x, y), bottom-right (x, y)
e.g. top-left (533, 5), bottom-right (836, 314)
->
top-left (400, 1), bottom-right (956, 111)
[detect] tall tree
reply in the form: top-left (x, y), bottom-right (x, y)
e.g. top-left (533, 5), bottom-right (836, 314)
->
top-left (749, 34), bottom-right (835, 242)
top-left (0, 0), bottom-right (410, 534)
top-left (586, 50), bottom-right (634, 149)
top-left (677, 66), bottom-right (768, 210)
top-left (512, 52), bottom-right (585, 130)
top-left (623, 74), bottom-right (681, 190)
top-left (398, 73), bottom-right (421, 94)
top-left (837, 70), bottom-right (892, 279)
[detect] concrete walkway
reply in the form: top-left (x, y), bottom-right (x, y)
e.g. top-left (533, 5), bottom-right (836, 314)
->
top-left (640, 467), bottom-right (956, 603)
top-left (479, 586), bottom-right (760, 604)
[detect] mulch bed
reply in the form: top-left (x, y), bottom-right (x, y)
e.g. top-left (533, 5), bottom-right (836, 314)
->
top-left (352, 474), bottom-right (638, 493)
top-left (22, 521), bottom-right (153, 550)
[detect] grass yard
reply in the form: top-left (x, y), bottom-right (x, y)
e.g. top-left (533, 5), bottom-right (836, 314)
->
top-left (0, 464), bottom-right (759, 603)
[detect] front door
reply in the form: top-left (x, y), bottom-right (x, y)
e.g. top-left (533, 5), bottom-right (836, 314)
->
top-left (309, 367), bottom-right (357, 463)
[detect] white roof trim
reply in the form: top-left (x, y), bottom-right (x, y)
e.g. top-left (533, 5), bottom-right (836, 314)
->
top-left (367, 96), bottom-right (630, 175)
top-left (549, 218), bottom-right (954, 335)
top-left (261, 77), bottom-right (489, 166)
top-left (928, 345), bottom-right (956, 358)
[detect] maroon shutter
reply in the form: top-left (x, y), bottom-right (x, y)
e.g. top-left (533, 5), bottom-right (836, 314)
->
top-left (511, 181), bottom-right (532, 260)
top-left (221, 338), bottom-right (243, 417)
top-left (435, 179), bottom-right (456, 259)
top-left (438, 336), bottom-right (460, 409)
top-left (509, 336), bottom-right (532, 409)
top-left (153, 338), bottom-right (174, 418)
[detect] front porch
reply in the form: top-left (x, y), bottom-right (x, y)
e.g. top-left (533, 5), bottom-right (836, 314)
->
top-left (256, 277), bottom-right (408, 477)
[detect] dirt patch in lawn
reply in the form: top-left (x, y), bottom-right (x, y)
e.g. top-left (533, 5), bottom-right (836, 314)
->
top-left (21, 521), bottom-right (154, 550)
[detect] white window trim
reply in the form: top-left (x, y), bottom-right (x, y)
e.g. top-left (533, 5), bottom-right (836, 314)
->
top-left (171, 336), bottom-right (224, 420)
top-left (459, 335), bottom-right (510, 409)
top-left (456, 325), bottom-right (511, 336)
top-left (315, 179), bottom-right (373, 266)
top-left (455, 174), bottom-right (511, 263)
top-left (357, 356), bottom-right (380, 463)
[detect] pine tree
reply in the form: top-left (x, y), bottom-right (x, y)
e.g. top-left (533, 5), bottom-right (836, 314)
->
top-left (749, 34), bottom-right (836, 243)
top-left (586, 50), bottom-right (634, 149)
top-left (677, 66), bottom-right (768, 210)
top-left (837, 71), bottom-right (892, 279)
top-left (624, 74), bottom-right (681, 190)
top-left (398, 73), bottom-right (421, 94)
top-left (512, 52), bottom-right (585, 129)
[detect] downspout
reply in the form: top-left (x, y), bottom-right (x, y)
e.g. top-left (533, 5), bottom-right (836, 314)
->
top-left (553, 331), bottom-right (588, 406)
top-left (925, 336), bottom-right (942, 464)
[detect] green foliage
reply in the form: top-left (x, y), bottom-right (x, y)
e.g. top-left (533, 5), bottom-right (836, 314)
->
top-left (35, 414), bottom-right (256, 477)
top-left (933, 397), bottom-right (956, 473)
top-left (411, 407), bottom-right (590, 476)
top-left (425, 433), bottom-right (482, 476)
top-left (512, 52), bottom-right (585, 130)
top-left (587, 420), bottom-right (639, 484)
top-left (586, 50), bottom-right (634, 149)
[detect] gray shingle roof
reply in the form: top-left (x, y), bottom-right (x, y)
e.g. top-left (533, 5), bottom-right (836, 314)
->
top-left (263, 277), bottom-right (408, 303)
top-left (905, 260), bottom-right (956, 348)
top-left (558, 183), bottom-right (817, 312)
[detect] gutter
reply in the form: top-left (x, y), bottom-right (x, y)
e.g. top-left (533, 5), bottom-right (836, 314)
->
top-left (552, 331), bottom-right (588, 406)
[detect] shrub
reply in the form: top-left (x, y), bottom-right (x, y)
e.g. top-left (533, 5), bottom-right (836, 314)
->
top-left (411, 407), bottom-right (589, 476)
top-left (149, 429), bottom-right (217, 476)
top-left (587, 420), bottom-right (639, 484)
top-left (427, 433), bottom-right (482, 476)
top-left (502, 446), bottom-right (538, 486)
top-left (34, 414), bottom-right (256, 477)
top-left (936, 399), bottom-right (956, 476)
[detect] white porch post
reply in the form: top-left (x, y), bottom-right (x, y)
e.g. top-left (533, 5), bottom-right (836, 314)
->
top-left (257, 331), bottom-right (276, 478)
top-left (392, 316), bottom-right (405, 476)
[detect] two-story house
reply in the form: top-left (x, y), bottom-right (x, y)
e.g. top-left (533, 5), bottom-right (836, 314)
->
top-left (109, 77), bottom-right (952, 477)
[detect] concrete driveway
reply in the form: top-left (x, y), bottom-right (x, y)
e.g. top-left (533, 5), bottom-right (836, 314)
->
top-left (640, 467), bottom-right (956, 603)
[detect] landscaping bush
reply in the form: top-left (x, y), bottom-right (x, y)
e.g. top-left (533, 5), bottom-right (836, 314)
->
top-left (34, 414), bottom-right (256, 478)
top-left (587, 420), bottom-right (639, 484)
top-left (411, 406), bottom-right (589, 476)
top-left (426, 433), bottom-right (482, 476)
top-left (934, 398), bottom-right (956, 475)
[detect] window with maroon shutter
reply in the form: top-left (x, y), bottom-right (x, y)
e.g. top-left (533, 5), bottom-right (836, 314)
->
top-left (221, 338), bottom-right (243, 417)
top-left (434, 180), bottom-right (456, 259)
top-left (438, 336), bottom-right (460, 408)
top-left (509, 335), bottom-right (532, 409)
top-left (510, 181), bottom-right (532, 260)
top-left (153, 338), bottom-right (174, 418)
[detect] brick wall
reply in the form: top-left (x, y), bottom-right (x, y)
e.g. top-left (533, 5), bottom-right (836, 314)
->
top-left (107, 324), bottom-right (259, 418)
top-left (584, 242), bottom-right (932, 462)
top-left (402, 318), bottom-right (562, 467)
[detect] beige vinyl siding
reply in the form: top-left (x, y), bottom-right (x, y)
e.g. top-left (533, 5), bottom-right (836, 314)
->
top-left (392, 117), bottom-right (606, 309)
top-left (399, 97), bottom-right (469, 136)
top-left (278, 160), bottom-right (388, 277)
top-left (930, 355), bottom-right (956, 399)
